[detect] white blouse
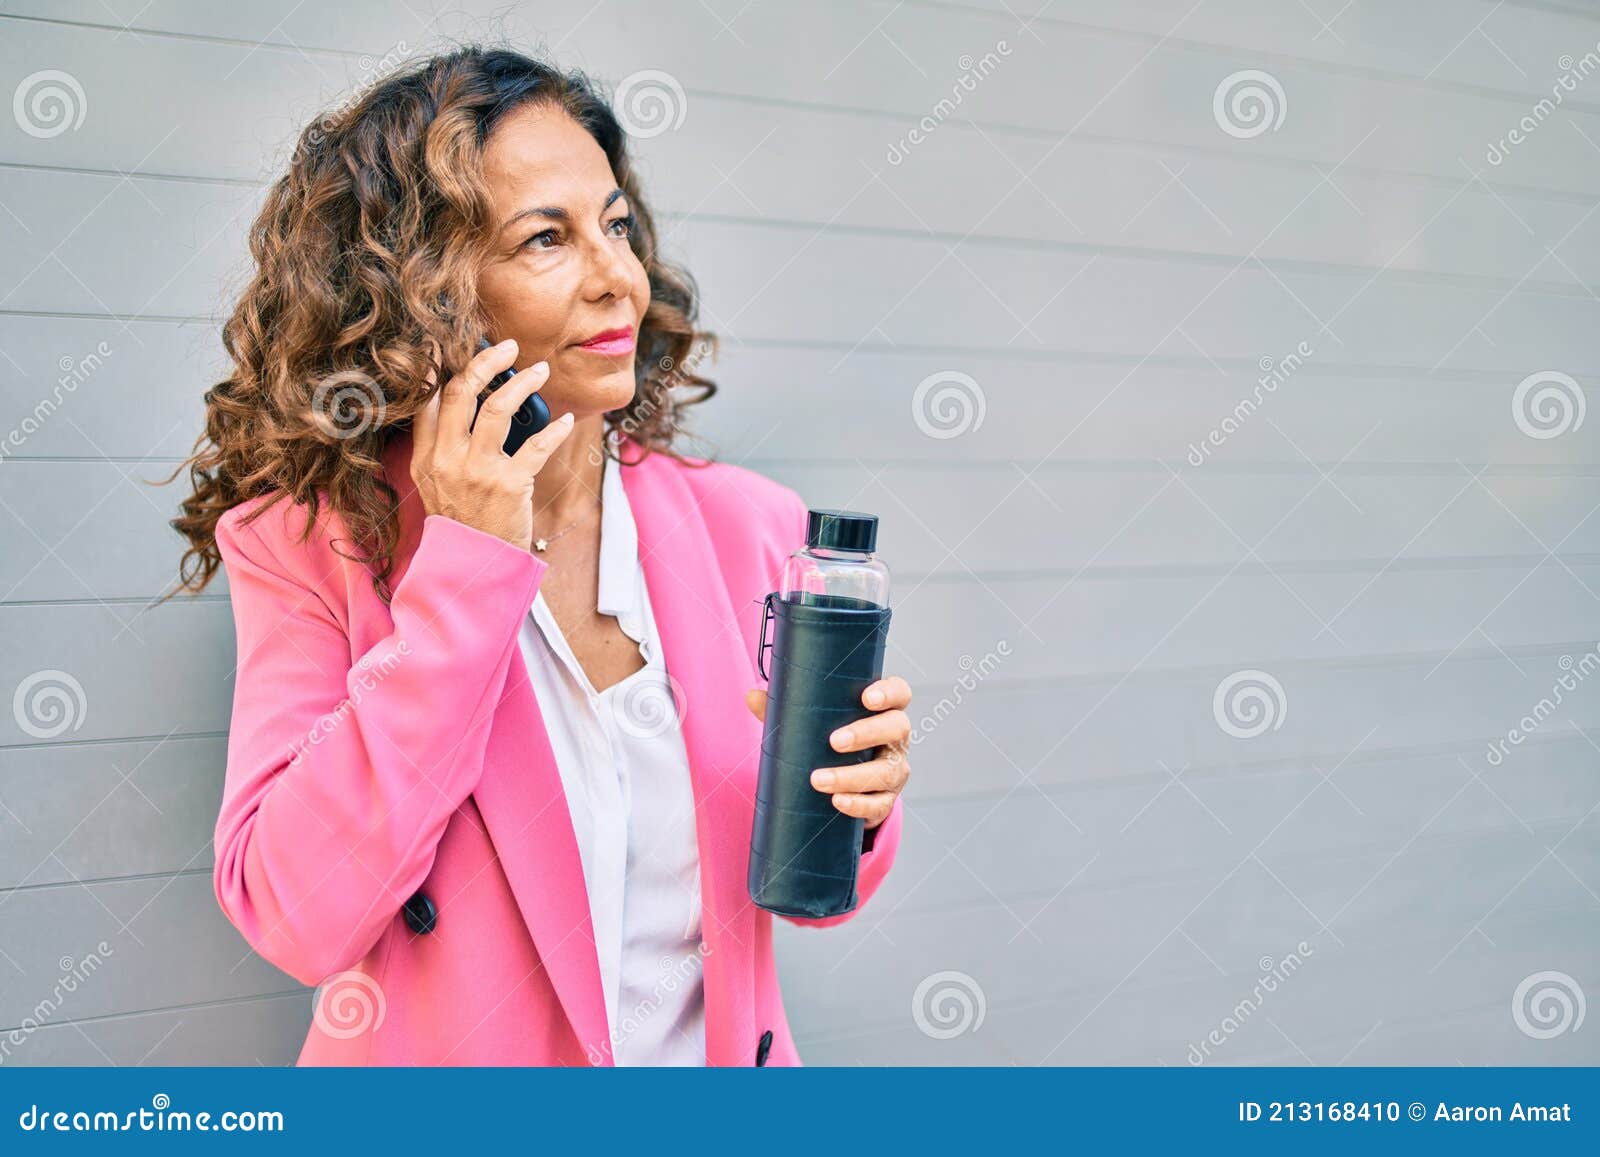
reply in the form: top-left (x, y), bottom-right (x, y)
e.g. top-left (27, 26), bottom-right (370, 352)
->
top-left (516, 439), bottom-right (707, 1066)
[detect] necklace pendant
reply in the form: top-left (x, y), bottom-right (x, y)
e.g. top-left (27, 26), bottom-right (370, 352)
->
top-left (534, 538), bottom-right (548, 552)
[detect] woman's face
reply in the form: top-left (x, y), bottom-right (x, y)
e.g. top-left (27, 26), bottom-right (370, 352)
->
top-left (476, 102), bottom-right (650, 419)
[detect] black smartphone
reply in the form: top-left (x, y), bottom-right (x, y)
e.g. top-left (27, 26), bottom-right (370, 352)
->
top-left (473, 336), bottom-right (551, 455)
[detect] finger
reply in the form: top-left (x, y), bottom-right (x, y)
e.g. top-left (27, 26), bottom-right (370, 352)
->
top-left (828, 708), bottom-right (910, 754)
top-left (441, 338), bottom-right (517, 450)
top-left (829, 789), bottom-right (897, 826)
top-left (811, 754), bottom-right (909, 795)
top-left (744, 688), bottom-right (767, 723)
top-left (411, 339), bottom-right (444, 463)
top-left (470, 358), bottom-right (550, 456)
top-left (861, 675), bottom-right (912, 711)
top-left (507, 405), bottom-right (576, 473)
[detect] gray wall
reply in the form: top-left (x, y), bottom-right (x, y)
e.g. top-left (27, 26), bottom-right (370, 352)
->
top-left (2, 0), bottom-right (1597, 1065)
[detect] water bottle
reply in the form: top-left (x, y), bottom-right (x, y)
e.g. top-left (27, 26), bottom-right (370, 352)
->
top-left (749, 509), bottom-right (892, 918)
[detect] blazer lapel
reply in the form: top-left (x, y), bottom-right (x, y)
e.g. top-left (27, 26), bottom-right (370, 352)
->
top-left (617, 436), bottom-right (760, 1067)
top-left (381, 431), bottom-right (611, 1065)
top-left (378, 430), bottom-right (761, 1067)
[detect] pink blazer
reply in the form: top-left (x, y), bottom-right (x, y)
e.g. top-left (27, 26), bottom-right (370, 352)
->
top-left (211, 429), bottom-right (903, 1066)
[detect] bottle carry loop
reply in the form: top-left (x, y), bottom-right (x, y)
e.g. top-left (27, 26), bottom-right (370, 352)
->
top-left (756, 591), bottom-right (777, 681)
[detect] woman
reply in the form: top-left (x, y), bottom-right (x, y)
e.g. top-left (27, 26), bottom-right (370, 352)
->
top-left (170, 45), bottom-right (912, 1066)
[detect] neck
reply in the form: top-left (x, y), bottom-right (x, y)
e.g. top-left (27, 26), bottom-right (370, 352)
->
top-left (531, 413), bottom-right (608, 525)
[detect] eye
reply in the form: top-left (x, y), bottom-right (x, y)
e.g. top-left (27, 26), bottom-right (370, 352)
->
top-left (521, 229), bottom-right (559, 252)
top-left (607, 212), bottom-right (635, 238)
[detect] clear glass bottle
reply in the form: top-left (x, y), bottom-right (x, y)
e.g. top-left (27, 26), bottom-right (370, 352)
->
top-left (778, 510), bottom-right (890, 611)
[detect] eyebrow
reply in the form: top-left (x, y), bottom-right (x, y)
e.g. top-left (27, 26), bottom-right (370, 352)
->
top-left (500, 187), bottom-right (628, 233)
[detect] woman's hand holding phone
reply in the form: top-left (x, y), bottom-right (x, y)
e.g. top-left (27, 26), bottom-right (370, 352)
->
top-left (411, 338), bottom-right (575, 553)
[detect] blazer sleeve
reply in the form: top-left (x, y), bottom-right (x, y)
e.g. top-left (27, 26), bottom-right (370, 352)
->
top-left (773, 491), bottom-right (905, 930)
top-left (211, 509), bottom-right (546, 985)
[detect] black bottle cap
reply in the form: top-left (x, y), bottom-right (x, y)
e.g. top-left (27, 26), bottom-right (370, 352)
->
top-left (807, 508), bottom-right (878, 553)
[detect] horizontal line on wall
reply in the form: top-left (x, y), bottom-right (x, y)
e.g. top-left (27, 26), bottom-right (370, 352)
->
top-left (908, 727), bottom-right (1600, 807)
top-left (9, 455), bottom-right (1600, 479)
top-left (0, 866), bottom-right (210, 899)
top-left (4, 153), bottom-right (1597, 297)
top-left (0, 639), bottom-right (1590, 759)
top-left (5, 552), bottom-right (1600, 614)
top-left (0, 984), bottom-right (308, 1040)
top-left (7, 3), bottom-right (1600, 135)
top-left (3, 311), bottom-right (1597, 383)
top-left (904, 0), bottom-right (1600, 111)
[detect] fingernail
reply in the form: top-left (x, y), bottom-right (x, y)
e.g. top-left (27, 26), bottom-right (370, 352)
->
top-left (559, 412), bottom-right (575, 424)
top-left (496, 338), bottom-right (516, 350)
top-left (865, 688), bottom-right (885, 707)
top-left (811, 770), bottom-right (835, 789)
top-left (831, 727), bottom-right (854, 748)
top-left (533, 360), bottom-right (549, 374)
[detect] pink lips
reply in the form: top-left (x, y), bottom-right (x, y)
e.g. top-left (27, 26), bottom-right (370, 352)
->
top-left (577, 327), bottom-right (635, 357)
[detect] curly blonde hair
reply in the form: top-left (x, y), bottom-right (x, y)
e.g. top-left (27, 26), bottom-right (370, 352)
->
top-left (165, 44), bottom-right (717, 603)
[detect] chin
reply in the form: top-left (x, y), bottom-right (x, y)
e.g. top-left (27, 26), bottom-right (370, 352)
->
top-left (566, 358), bottom-right (638, 413)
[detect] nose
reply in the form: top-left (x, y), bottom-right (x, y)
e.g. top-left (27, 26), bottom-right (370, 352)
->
top-left (583, 230), bottom-right (634, 303)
